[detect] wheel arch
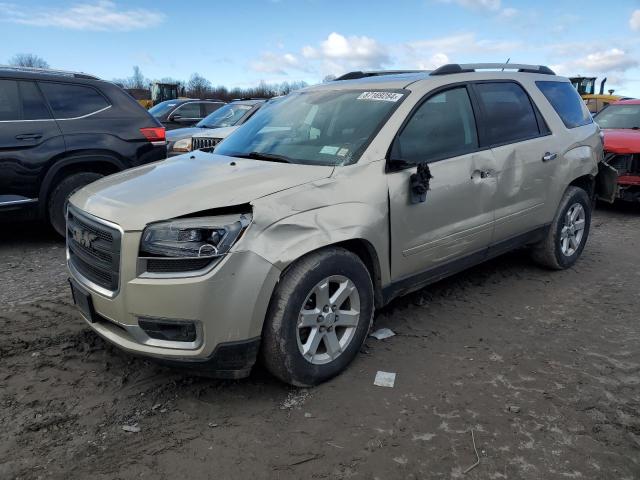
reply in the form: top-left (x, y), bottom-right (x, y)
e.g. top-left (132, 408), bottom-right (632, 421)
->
top-left (277, 238), bottom-right (385, 310)
top-left (568, 173), bottom-right (596, 201)
top-left (39, 151), bottom-right (126, 215)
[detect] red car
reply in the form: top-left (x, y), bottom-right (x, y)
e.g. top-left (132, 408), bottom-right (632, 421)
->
top-left (594, 99), bottom-right (640, 203)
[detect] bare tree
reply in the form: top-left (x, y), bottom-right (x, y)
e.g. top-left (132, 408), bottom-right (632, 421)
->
top-left (131, 66), bottom-right (146, 89)
top-left (9, 53), bottom-right (49, 69)
top-left (113, 66), bottom-right (149, 90)
top-left (186, 73), bottom-right (212, 98)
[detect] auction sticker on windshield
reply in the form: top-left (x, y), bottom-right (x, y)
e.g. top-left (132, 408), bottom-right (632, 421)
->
top-left (357, 91), bottom-right (404, 102)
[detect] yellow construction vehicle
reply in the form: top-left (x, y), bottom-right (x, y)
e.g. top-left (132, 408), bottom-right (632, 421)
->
top-left (125, 82), bottom-right (183, 109)
top-left (569, 76), bottom-right (629, 113)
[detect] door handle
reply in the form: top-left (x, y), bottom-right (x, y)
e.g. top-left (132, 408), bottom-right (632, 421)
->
top-left (542, 152), bottom-right (557, 162)
top-left (15, 133), bottom-right (43, 140)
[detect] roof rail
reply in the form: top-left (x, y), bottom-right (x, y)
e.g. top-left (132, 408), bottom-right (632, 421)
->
top-left (430, 63), bottom-right (555, 76)
top-left (0, 65), bottom-right (99, 80)
top-left (334, 70), bottom-right (426, 81)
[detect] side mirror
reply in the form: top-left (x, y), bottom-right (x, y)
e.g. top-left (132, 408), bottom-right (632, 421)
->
top-left (170, 114), bottom-right (182, 121)
top-left (409, 162), bottom-right (433, 204)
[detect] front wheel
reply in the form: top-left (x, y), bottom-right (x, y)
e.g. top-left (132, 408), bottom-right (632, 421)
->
top-left (531, 186), bottom-right (592, 270)
top-left (48, 172), bottom-right (103, 237)
top-left (261, 247), bottom-right (374, 386)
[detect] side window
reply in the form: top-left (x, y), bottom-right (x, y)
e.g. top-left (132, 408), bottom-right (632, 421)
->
top-left (0, 79), bottom-right (21, 121)
top-left (536, 81), bottom-right (592, 129)
top-left (474, 82), bottom-right (541, 145)
top-left (203, 102), bottom-right (223, 115)
top-left (39, 82), bottom-right (110, 119)
top-left (174, 103), bottom-right (202, 119)
top-left (19, 81), bottom-right (51, 120)
top-left (391, 87), bottom-right (478, 164)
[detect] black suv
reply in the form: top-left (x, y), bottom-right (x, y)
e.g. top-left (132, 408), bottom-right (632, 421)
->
top-left (0, 67), bottom-right (167, 236)
top-left (148, 99), bottom-right (225, 130)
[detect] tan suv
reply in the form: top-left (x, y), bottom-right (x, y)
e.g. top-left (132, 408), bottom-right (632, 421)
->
top-left (67, 63), bottom-right (610, 386)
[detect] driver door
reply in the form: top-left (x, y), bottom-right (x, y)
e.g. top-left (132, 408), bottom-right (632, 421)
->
top-left (387, 86), bottom-right (497, 282)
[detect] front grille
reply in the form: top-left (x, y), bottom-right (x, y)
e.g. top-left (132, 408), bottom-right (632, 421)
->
top-left (67, 206), bottom-right (121, 292)
top-left (605, 152), bottom-right (640, 176)
top-left (191, 136), bottom-right (221, 151)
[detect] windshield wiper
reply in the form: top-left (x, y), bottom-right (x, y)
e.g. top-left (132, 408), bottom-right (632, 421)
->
top-left (237, 151), bottom-right (292, 163)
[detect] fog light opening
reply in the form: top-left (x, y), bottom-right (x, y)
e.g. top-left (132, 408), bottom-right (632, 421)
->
top-left (138, 318), bottom-right (197, 343)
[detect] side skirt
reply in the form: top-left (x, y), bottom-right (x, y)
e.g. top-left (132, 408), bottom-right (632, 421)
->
top-left (381, 225), bottom-right (549, 305)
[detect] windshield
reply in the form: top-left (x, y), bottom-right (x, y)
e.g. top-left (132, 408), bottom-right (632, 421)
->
top-left (197, 103), bottom-right (253, 128)
top-left (595, 104), bottom-right (640, 129)
top-left (214, 89), bottom-right (405, 165)
top-left (149, 100), bottom-right (179, 118)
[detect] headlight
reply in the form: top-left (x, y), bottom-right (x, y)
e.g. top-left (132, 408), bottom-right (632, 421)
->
top-left (172, 138), bottom-right (192, 153)
top-left (138, 213), bottom-right (251, 275)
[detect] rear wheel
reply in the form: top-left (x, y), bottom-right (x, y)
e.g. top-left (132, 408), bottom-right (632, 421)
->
top-left (531, 186), bottom-right (591, 270)
top-left (261, 247), bottom-right (374, 386)
top-left (48, 172), bottom-right (103, 237)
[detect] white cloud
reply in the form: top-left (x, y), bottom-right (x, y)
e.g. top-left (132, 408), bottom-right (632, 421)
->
top-left (499, 7), bottom-right (518, 19)
top-left (631, 10), bottom-right (640, 31)
top-left (301, 32), bottom-right (390, 73)
top-left (250, 51), bottom-right (302, 74)
top-left (0, 1), bottom-right (164, 31)
top-left (436, 0), bottom-right (501, 11)
top-left (408, 33), bottom-right (519, 54)
top-left (551, 48), bottom-right (638, 76)
top-left (416, 53), bottom-right (450, 70)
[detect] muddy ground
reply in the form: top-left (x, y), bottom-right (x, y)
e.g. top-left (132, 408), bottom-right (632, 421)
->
top-left (1, 205), bottom-right (639, 480)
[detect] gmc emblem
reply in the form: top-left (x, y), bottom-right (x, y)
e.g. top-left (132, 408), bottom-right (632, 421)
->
top-left (72, 227), bottom-right (97, 249)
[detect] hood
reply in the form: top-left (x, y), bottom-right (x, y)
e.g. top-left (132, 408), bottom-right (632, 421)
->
top-left (166, 127), bottom-right (205, 142)
top-left (603, 129), bottom-right (640, 154)
top-left (71, 151), bottom-right (334, 230)
top-left (192, 125), bottom-right (239, 140)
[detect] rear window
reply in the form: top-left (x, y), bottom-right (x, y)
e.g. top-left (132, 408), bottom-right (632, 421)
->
top-left (475, 82), bottom-right (541, 145)
top-left (40, 82), bottom-right (110, 119)
top-left (0, 79), bottom-right (21, 120)
top-left (536, 81), bottom-right (592, 129)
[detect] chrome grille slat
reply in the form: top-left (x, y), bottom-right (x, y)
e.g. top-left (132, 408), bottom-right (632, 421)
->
top-left (191, 136), bottom-right (221, 151)
top-left (67, 207), bottom-right (121, 292)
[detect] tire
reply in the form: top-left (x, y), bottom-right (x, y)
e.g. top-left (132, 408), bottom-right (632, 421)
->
top-left (48, 172), bottom-right (104, 237)
top-left (261, 247), bottom-right (374, 387)
top-left (531, 186), bottom-right (592, 270)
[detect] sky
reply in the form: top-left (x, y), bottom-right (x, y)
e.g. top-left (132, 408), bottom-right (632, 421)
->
top-left (1, 0), bottom-right (640, 96)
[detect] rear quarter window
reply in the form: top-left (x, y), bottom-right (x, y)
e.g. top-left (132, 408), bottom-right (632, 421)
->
top-left (40, 82), bottom-right (110, 119)
top-left (536, 81), bottom-right (592, 129)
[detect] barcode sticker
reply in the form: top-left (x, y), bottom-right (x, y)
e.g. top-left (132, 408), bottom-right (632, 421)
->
top-left (357, 91), bottom-right (404, 102)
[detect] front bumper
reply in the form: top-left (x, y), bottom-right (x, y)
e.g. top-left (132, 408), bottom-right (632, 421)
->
top-left (68, 228), bottom-right (281, 376)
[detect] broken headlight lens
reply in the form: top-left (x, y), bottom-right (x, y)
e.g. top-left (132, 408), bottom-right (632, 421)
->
top-left (139, 214), bottom-right (252, 272)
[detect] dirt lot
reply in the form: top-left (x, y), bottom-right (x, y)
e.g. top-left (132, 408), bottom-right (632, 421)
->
top-left (1, 205), bottom-right (639, 480)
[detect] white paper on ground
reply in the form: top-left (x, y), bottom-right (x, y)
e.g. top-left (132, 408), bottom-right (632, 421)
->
top-left (374, 371), bottom-right (396, 388)
top-left (369, 328), bottom-right (396, 340)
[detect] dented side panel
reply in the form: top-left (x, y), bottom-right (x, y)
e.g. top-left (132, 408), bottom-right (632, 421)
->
top-left (243, 160), bottom-right (392, 286)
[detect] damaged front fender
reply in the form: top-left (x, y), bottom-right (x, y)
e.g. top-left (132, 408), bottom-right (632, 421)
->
top-left (240, 161), bottom-right (391, 286)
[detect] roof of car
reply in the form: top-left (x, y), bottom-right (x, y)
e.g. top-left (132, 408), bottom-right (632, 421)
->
top-left (229, 98), bottom-right (268, 105)
top-left (611, 98), bottom-right (640, 105)
top-left (313, 64), bottom-right (560, 91)
top-left (0, 65), bottom-right (101, 82)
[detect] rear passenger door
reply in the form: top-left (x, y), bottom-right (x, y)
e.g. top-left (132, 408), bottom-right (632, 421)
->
top-left (471, 81), bottom-right (561, 242)
top-left (0, 79), bottom-right (64, 202)
top-left (387, 86), bottom-right (497, 281)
